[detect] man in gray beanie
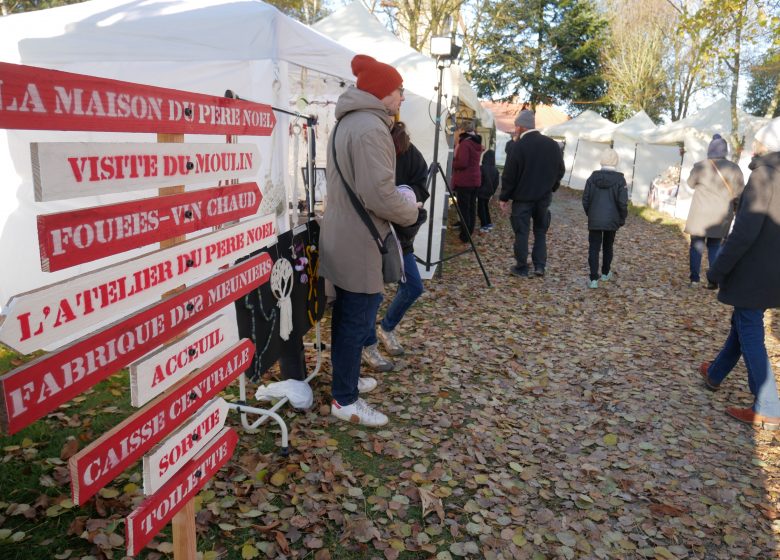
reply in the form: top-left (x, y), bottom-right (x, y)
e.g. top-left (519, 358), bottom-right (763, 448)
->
top-left (684, 134), bottom-right (744, 288)
top-left (499, 109), bottom-right (565, 277)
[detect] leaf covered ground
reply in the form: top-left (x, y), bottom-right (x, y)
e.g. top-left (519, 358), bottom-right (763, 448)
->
top-left (1, 187), bottom-right (779, 559)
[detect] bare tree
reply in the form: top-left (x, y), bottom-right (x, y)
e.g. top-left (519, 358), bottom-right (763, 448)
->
top-left (601, 0), bottom-right (673, 121)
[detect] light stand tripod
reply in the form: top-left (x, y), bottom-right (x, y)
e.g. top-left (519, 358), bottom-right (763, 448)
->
top-left (420, 58), bottom-right (491, 287)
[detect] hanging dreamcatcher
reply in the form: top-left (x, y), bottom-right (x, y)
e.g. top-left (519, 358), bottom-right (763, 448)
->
top-left (270, 258), bottom-right (294, 341)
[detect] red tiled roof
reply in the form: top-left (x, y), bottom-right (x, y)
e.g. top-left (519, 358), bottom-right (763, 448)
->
top-left (481, 101), bottom-right (569, 133)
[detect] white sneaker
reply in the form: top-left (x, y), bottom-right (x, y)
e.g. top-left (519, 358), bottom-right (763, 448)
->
top-left (376, 326), bottom-right (404, 356)
top-left (362, 343), bottom-right (394, 371)
top-left (330, 398), bottom-right (388, 427)
top-left (357, 377), bottom-right (378, 393)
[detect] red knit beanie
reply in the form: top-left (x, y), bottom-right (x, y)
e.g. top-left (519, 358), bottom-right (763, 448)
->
top-left (351, 54), bottom-right (403, 100)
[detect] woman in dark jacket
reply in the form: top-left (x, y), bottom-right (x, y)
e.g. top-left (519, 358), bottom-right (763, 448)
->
top-left (582, 148), bottom-right (628, 288)
top-left (452, 130), bottom-right (485, 242)
top-left (372, 122), bottom-right (429, 362)
top-left (477, 149), bottom-right (499, 232)
top-left (699, 127), bottom-right (780, 428)
top-left (684, 134), bottom-right (745, 288)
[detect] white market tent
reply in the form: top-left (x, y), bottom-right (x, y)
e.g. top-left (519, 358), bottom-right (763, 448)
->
top-left (638, 98), bottom-right (770, 219)
top-left (314, 1), bottom-right (494, 277)
top-left (0, 0), bottom-right (359, 314)
top-left (542, 111), bottom-right (616, 189)
top-left (594, 111), bottom-right (656, 191)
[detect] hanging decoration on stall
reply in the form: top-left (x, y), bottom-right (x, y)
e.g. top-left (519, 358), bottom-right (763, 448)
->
top-left (234, 221), bottom-right (325, 381)
top-left (270, 258), bottom-right (294, 341)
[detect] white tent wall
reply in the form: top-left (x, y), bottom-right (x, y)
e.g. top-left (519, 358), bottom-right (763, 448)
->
top-left (569, 140), bottom-right (610, 189)
top-left (0, 0), bottom-right (358, 311)
top-left (630, 144), bottom-right (682, 206)
top-left (543, 111), bottom-right (616, 189)
top-left (495, 130), bottom-right (512, 167)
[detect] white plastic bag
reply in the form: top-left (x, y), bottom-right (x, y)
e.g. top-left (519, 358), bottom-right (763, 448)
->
top-left (254, 379), bottom-right (313, 410)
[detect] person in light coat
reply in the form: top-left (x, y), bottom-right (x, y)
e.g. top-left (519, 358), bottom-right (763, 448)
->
top-left (684, 134), bottom-right (745, 288)
top-left (699, 120), bottom-right (780, 429)
top-left (320, 55), bottom-right (419, 427)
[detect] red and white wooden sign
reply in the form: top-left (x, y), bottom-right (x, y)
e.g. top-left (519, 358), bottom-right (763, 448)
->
top-left (0, 62), bottom-right (275, 136)
top-left (31, 142), bottom-right (260, 202)
top-left (67, 340), bottom-right (251, 505)
top-left (37, 182), bottom-right (263, 271)
top-left (130, 313), bottom-right (239, 407)
top-left (142, 397), bottom-right (230, 495)
top-left (0, 214), bottom-right (276, 354)
top-left (0, 250), bottom-right (273, 434)
top-left (126, 427), bottom-right (238, 556)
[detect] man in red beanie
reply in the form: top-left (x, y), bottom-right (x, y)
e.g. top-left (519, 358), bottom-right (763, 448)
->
top-left (320, 54), bottom-right (420, 426)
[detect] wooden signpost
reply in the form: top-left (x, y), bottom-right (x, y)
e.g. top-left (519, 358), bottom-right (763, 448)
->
top-left (142, 397), bottom-right (230, 494)
top-left (0, 214), bottom-right (276, 354)
top-left (129, 313), bottom-right (239, 407)
top-left (31, 142), bottom-right (260, 201)
top-left (0, 250), bottom-right (273, 434)
top-left (68, 341), bottom-right (251, 505)
top-left (37, 182), bottom-right (264, 271)
top-left (125, 427), bottom-right (238, 556)
top-left (0, 62), bottom-right (276, 136)
top-left (0, 62), bottom-right (286, 556)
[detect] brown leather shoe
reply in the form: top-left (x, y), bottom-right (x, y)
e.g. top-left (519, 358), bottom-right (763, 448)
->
top-left (698, 362), bottom-right (720, 391)
top-left (726, 407), bottom-right (780, 429)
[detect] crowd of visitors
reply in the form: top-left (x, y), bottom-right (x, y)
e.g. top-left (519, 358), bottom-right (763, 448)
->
top-left (317, 54), bottom-right (780, 430)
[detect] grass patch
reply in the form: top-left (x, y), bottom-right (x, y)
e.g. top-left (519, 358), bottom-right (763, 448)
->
top-left (628, 201), bottom-right (685, 231)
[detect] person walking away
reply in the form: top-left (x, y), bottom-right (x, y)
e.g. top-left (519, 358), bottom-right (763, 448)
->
top-left (684, 134), bottom-right (745, 288)
top-left (499, 109), bottom-right (565, 277)
top-left (320, 55), bottom-right (420, 427)
top-left (477, 149), bottom-right (499, 232)
top-left (698, 120), bottom-right (780, 429)
top-left (452, 130), bottom-right (484, 243)
top-left (370, 122), bottom-right (430, 361)
top-left (582, 148), bottom-right (628, 288)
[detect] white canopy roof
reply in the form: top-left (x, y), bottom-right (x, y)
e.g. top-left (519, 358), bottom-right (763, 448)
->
top-left (1, 0), bottom-right (356, 79)
top-left (640, 98), bottom-right (767, 144)
top-left (314, 1), bottom-right (493, 128)
top-left (611, 111), bottom-right (657, 141)
top-left (543, 110), bottom-right (616, 141)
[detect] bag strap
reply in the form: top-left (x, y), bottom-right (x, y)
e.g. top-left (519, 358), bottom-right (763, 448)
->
top-left (330, 119), bottom-right (388, 255)
top-left (708, 159), bottom-right (734, 198)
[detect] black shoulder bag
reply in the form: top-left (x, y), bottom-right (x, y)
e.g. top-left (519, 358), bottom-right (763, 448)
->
top-left (330, 119), bottom-right (404, 284)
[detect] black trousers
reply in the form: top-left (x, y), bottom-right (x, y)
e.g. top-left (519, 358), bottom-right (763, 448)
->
top-left (477, 197), bottom-right (492, 227)
top-left (588, 229), bottom-right (616, 280)
top-left (455, 187), bottom-right (478, 242)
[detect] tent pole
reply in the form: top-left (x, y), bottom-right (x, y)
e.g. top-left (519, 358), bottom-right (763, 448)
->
top-left (568, 138), bottom-right (580, 186)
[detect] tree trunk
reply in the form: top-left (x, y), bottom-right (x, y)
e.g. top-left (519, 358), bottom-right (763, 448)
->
top-left (766, 79), bottom-right (780, 118)
top-left (728, 1), bottom-right (746, 160)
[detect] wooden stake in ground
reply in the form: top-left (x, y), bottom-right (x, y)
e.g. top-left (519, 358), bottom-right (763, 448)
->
top-left (158, 132), bottom-right (196, 560)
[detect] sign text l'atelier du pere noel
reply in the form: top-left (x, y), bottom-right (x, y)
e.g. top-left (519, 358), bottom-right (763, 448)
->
top-left (0, 62), bottom-right (282, 555)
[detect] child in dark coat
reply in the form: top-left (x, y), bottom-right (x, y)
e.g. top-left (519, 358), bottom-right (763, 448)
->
top-left (477, 149), bottom-right (499, 232)
top-left (582, 148), bottom-right (628, 288)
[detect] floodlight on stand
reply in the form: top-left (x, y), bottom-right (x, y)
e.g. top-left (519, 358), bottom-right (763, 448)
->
top-left (431, 36), bottom-right (454, 58)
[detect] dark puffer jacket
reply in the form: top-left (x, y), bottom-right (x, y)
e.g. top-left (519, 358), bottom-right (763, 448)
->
top-left (478, 149), bottom-right (499, 198)
top-left (708, 151), bottom-right (780, 309)
top-left (452, 133), bottom-right (484, 188)
top-left (582, 168), bottom-right (628, 231)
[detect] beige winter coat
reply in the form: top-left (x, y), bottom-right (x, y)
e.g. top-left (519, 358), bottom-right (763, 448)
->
top-left (319, 87), bottom-right (419, 294)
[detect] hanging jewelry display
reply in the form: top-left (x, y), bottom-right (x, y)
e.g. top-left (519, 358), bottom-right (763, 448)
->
top-left (270, 257), bottom-right (294, 341)
top-left (305, 242), bottom-right (319, 326)
top-left (241, 285), bottom-right (277, 381)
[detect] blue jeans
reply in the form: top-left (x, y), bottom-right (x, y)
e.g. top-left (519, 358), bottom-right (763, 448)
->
top-left (510, 195), bottom-right (551, 272)
top-left (689, 236), bottom-right (722, 282)
top-left (380, 252), bottom-right (424, 332)
top-left (708, 308), bottom-right (780, 417)
top-left (331, 287), bottom-right (383, 406)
